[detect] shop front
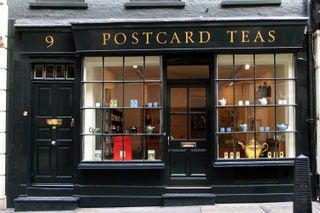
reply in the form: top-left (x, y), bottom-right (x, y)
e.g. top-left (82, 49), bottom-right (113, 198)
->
top-left (10, 19), bottom-right (311, 210)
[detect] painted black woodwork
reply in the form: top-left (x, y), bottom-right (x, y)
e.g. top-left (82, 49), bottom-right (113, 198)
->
top-left (32, 83), bottom-right (74, 183)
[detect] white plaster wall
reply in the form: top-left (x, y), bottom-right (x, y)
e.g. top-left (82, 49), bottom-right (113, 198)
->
top-left (0, 0), bottom-right (7, 209)
top-left (315, 30), bottom-right (320, 181)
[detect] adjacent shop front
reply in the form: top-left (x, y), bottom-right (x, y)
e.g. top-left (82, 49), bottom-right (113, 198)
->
top-left (10, 19), bottom-right (310, 209)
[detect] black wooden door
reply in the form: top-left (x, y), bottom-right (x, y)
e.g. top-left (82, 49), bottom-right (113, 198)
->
top-left (168, 84), bottom-right (209, 185)
top-left (32, 83), bottom-right (74, 183)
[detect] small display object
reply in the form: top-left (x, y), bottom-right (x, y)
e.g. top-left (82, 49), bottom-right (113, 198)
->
top-left (218, 98), bottom-right (226, 106)
top-left (113, 136), bottom-right (132, 160)
top-left (110, 99), bottom-right (118, 107)
top-left (130, 99), bottom-right (138, 107)
top-left (148, 150), bottom-right (156, 160)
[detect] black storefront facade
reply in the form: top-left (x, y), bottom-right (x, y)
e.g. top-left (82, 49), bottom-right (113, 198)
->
top-left (7, 1), bottom-right (316, 210)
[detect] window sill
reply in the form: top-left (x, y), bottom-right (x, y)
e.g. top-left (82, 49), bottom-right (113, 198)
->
top-left (29, 1), bottom-right (88, 9)
top-left (221, 0), bottom-right (281, 7)
top-left (124, 1), bottom-right (185, 9)
top-left (213, 158), bottom-right (294, 168)
top-left (78, 161), bottom-right (165, 170)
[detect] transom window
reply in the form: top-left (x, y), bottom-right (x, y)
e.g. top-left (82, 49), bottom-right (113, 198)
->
top-left (33, 64), bottom-right (75, 80)
top-left (81, 56), bottom-right (162, 161)
top-left (216, 54), bottom-right (295, 160)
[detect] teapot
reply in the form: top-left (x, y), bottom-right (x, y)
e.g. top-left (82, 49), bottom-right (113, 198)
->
top-left (239, 123), bottom-right (248, 132)
top-left (238, 138), bottom-right (269, 159)
top-left (277, 123), bottom-right (288, 131)
top-left (218, 98), bottom-right (226, 106)
top-left (145, 125), bottom-right (155, 134)
top-left (129, 124), bottom-right (138, 133)
top-left (259, 97), bottom-right (268, 105)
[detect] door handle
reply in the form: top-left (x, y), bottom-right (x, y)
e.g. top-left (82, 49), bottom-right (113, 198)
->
top-left (70, 118), bottom-right (74, 127)
top-left (51, 140), bottom-right (56, 145)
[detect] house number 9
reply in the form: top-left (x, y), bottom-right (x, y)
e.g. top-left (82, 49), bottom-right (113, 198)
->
top-left (45, 35), bottom-right (54, 48)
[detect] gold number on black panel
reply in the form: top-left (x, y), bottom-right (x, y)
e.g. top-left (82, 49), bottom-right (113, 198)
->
top-left (45, 35), bottom-right (54, 48)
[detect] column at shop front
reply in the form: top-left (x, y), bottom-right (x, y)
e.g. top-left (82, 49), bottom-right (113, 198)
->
top-left (314, 30), bottom-right (320, 186)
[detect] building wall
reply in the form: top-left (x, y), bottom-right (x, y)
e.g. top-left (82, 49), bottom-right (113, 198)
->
top-left (0, 0), bottom-right (7, 210)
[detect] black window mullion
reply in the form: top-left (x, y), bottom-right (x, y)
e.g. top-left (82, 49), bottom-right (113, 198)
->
top-left (122, 57), bottom-right (125, 161)
top-left (232, 54), bottom-right (236, 155)
top-left (253, 54), bottom-right (257, 158)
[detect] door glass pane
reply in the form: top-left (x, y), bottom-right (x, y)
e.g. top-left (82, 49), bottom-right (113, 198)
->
top-left (170, 115), bottom-right (187, 140)
top-left (189, 88), bottom-right (206, 112)
top-left (171, 88), bottom-right (187, 112)
top-left (190, 114), bottom-right (206, 139)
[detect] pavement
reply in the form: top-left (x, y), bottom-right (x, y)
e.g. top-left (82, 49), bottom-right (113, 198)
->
top-left (1, 202), bottom-right (320, 213)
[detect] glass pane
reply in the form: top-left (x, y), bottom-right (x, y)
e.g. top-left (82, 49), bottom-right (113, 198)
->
top-left (171, 88), bottom-right (187, 112)
top-left (124, 57), bottom-right (144, 81)
top-left (275, 132), bottom-right (295, 158)
top-left (217, 108), bottom-right (234, 133)
top-left (82, 109), bottom-right (102, 134)
top-left (217, 55), bottom-right (233, 79)
top-left (45, 65), bottom-right (54, 78)
top-left (256, 107), bottom-right (275, 132)
top-left (170, 115), bottom-right (187, 139)
top-left (34, 65), bottom-right (44, 78)
top-left (235, 55), bottom-right (254, 79)
top-left (145, 109), bottom-right (161, 133)
top-left (104, 57), bottom-right (123, 81)
top-left (145, 83), bottom-right (160, 107)
top-left (104, 109), bottom-right (123, 134)
top-left (276, 106), bottom-right (295, 131)
top-left (167, 65), bottom-right (209, 79)
top-left (124, 109), bottom-right (143, 134)
top-left (235, 133), bottom-right (255, 158)
top-left (104, 83), bottom-right (123, 107)
top-left (276, 54), bottom-right (294, 78)
top-left (103, 136), bottom-right (114, 160)
top-left (56, 65), bottom-right (65, 79)
top-left (190, 114), bottom-right (206, 139)
top-left (82, 135), bottom-right (103, 161)
top-left (256, 80), bottom-right (275, 104)
top-left (83, 57), bottom-right (102, 81)
top-left (235, 107), bottom-right (254, 132)
top-left (132, 136), bottom-right (143, 160)
top-left (145, 56), bottom-right (160, 80)
top-left (124, 83), bottom-right (143, 108)
top-left (217, 133), bottom-right (235, 159)
top-left (83, 83), bottom-right (103, 107)
top-left (66, 64), bottom-right (75, 79)
top-left (276, 80), bottom-right (295, 105)
top-left (235, 80), bottom-right (254, 106)
top-left (146, 136), bottom-right (161, 160)
top-left (217, 81), bottom-right (233, 106)
top-left (190, 88), bottom-right (206, 112)
top-left (255, 54), bottom-right (274, 79)
top-left (113, 136), bottom-right (124, 161)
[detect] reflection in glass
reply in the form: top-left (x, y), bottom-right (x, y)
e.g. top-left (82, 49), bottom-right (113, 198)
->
top-left (170, 115), bottom-right (187, 139)
top-left (190, 114), bottom-right (206, 139)
top-left (171, 88), bottom-right (187, 112)
top-left (83, 83), bottom-right (102, 107)
top-left (103, 136), bottom-right (114, 160)
top-left (217, 55), bottom-right (233, 79)
top-left (146, 136), bottom-right (161, 160)
top-left (83, 57), bottom-right (102, 81)
top-left (145, 56), bottom-right (160, 80)
top-left (189, 88), bottom-right (206, 112)
top-left (124, 83), bottom-right (143, 107)
top-left (255, 54), bottom-right (274, 79)
top-left (104, 57), bottom-right (123, 81)
top-left (217, 81), bottom-right (233, 106)
top-left (66, 65), bottom-right (75, 79)
top-left (145, 83), bottom-right (160, 106)
top-left (131, 136), bottom-right (143, 160)
top-left (124, 57), bottom-right (144, 80)
top-left (45, 65), bottom-right (54, 78)
top-left (276, 54), bottom-right (294, 78)
top-left (34, 65), bottom-right (44, 78)
top-left (217, 108), bottom-right (234, 132)
top-left (276, 80), bottom-right (295, 105)
top-left (56, 65), bottom-right (65, 78)
top-left (235, 55), bottom-right (254, 79)
top-left (167, 65), bottom-right (209, 79)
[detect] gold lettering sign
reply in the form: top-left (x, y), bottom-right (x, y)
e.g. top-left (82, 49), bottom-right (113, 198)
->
top-left (46, 119), bottom-right (63, 126)
top-left (45, 35), bottom-right (54, 48)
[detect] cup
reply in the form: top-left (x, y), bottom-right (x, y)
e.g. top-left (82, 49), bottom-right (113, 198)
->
top-left (220, 127), bottom-right (225, 132)
top-left (238, 100), bottom-right (243, 105)
top-left (148, 102), bottom-right (153, 107)
top-left (278, 100), bottom-right (283, 105)
top-left (245, 100), bottom-right (250, 105)
top-left (282, 100), bottom-right (287, 104)
top-left (95, 102), bottom-right (101, 107)
top-left (259, 126), bottom-right (264, 132)
top-left (153, 102), bottom-right (158, 107)
top-left (265, 126), bottom-right (270, 131)
top-left (226, 127), bottom-right (232, 132)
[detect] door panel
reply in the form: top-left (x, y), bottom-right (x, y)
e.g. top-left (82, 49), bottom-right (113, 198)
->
top-left (168, 84), bottom-right (209, 185)
top-left (32, 83), bottom-right (74, 183)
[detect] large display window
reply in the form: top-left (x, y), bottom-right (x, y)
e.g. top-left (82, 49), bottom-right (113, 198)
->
top-left (216, 54), bottom-right (296, 159)
top-left (82, 56), bottom-right (162, 161)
